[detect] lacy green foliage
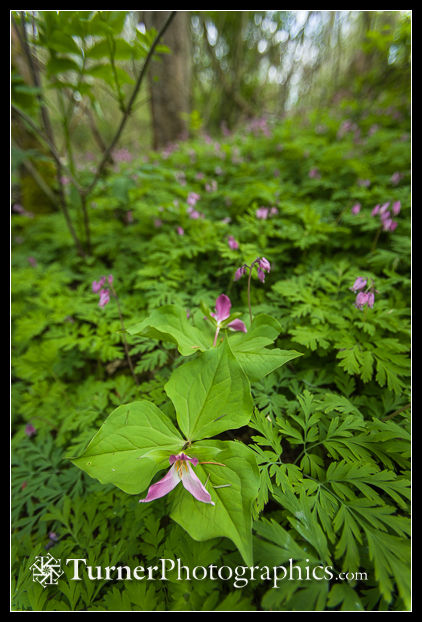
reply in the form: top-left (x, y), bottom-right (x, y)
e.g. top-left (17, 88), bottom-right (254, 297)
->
top-left (11, 97), bottom-right (410, 611)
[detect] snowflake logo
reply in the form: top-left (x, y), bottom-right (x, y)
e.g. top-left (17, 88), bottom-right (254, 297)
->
top-left (29, 553), bottom-right (64, 588)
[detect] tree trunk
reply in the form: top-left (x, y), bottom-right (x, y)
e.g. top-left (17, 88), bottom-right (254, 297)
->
top-left (141, 11), bottom-right (191, 150)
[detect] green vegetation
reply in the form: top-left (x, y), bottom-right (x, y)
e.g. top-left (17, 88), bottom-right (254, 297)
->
top-left (11, 10), bottom-right (411, 612)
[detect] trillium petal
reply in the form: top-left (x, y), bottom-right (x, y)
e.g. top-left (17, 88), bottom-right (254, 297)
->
top-left (139, 464), bottom-right (180, 502)
top-left (182, 463), bottom-right (215, 505)
top-left (170, 452), bottom-right (198, 467)
top-left (227, 318), bottom-right (247, 333)
top-left (215, 294), bottom-right (232, 322)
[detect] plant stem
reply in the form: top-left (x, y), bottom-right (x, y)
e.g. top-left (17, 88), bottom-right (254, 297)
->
top-left (247, 266), bottom-right (253, 325)
top-left (110, 284), bottom-right (138, 386)
top-left (212, 325), bottom-right (220, 347)
top-left (82, 11), bottom-right (177, 198)
top-left (371, 225), bottom-right (382, 252)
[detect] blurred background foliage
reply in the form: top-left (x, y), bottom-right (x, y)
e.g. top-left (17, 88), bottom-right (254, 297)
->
top-left (12, 10), bottom-right (410, 173)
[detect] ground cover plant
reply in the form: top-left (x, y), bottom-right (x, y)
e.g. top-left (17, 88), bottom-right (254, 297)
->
top-left (11, 10), bottom-right (411, 612)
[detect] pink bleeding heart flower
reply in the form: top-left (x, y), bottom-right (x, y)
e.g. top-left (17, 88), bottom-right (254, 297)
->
top-left (259, 257), bottom-right (271, 273)
top-left (309, 167), bottom-right (320, 179)
top-left (187, 192), bottom-right (200, 207)
top-left (256, 207), bottom-right (269, 220)
top-left (139, 453), bottom-right (214, 505)
top-left (234, 265), bottom-right (246, 281)
top-left (392, 201), bottom-right (401, 215)
top-left (257, 257), bottom-right (271, 282)
top-left (177, 226), bottom-right (185, 236)
top-left (92, 276), bottom-right (106, 293)
top-left (228, 235), bottom-right (239, 250)
top-left (98, 289), bottom-right (110, 307)
top-left (25, 423), bottom-right (36, 438)
top-left (351, 203), bottom-right (361, 215)
top-left (350, 277), bottom-right (367, 292)
top-left (355, 291), bottom-right (370, 310)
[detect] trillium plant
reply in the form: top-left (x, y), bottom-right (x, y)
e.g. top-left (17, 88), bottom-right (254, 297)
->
top-left (73, 257), bottom-right (302, 564)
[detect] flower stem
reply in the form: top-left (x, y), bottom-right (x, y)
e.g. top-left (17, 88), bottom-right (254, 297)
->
top-left (371, 225), bottom-right (382, 252)
top-left (110, 284), bottom-right (138, 385)
top-left (247, 266), bottom-right (253, 325)
top-left (212, 324), bottom-right (220, 347)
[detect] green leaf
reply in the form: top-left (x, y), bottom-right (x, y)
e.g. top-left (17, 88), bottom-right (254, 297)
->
top-left (229, 314), bottom-right (303, 381)
top-left (71, 400), bottom-right (184, 494)
top-left (46, 56), bottom-right (80, 77)
top-left (170, 441), bottom-right (260, 566)
top-left (45, 32), bottom-right (82, 56)
top-left (164, 339), bottom-right (253, 441)
top-left (127, 305), bottom-right (210, 356)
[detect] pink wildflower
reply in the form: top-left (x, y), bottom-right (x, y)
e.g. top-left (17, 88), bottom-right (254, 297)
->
top-left (25, 423), bottom-right (36, 438)
top-left (351, 203), bottom-right (361, 215)
top-left (187, 192), bottom-right (200, 207)
top-left (234, 266), bottom-right (246, 281)
top-left (98, 289), bottom-right (110, 307)
top-left (391, 172), bottom-right (403, 185)
top-left (228, 235), bottom-right (239, 250)
top-left (355, 291), bottom-right (370, 310)
top-left (92, 276), bottom-right (106, 293)
top-left (256, 207), bottom-right (269, 220)
top-left (350, 277), bottom-right (367, 293)
top-left (309, 168), bottom-right (321, 179)
top-left (392, 201), bottom-right (401, 215)
top-left (139, 453), bottom-right (214, 505)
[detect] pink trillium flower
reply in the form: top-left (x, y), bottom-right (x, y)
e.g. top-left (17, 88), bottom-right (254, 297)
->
top-left (139, 453), bottom-right (214, 505)
top-left (211, 294), bottom-right (247, 345)
top-left (211, 294), bottom-right (233, 323)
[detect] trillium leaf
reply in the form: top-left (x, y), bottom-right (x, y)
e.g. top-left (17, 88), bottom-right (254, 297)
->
top-left (71, 400), bottom-right (185, 494)
top-left (228, 314), bottom-right (303, 381)
top-left (170, 441), bottom-right (260, 566)
top-left (164, 339), bottom-right (253, 441)
top-left (127, 305), bottom-right (210, 356)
